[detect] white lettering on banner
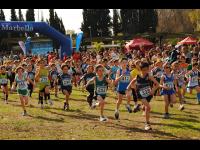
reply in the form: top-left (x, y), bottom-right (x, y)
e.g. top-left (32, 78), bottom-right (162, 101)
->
top-left (0, 24), bottom-right (33, 32)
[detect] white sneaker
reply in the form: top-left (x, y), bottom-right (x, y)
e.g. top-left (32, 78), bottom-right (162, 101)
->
top-left (179, 104), bottom-right (185, 111)
top-left (48, 99), bottom-right (53, 106)
top-left (144, 123), bottom-right (152, 131)
top-left (100, 116), bottom-right (108, 122)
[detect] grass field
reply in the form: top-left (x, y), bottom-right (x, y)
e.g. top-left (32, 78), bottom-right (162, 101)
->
top-left (0, 87), bottom-right (200, 140)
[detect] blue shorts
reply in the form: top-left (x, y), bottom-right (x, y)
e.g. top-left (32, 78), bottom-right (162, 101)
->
top-left (161, 89), bottom-right (175, 95)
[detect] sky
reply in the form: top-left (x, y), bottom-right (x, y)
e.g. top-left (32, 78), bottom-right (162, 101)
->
top-left (3, 9), bottom-right (113, 33)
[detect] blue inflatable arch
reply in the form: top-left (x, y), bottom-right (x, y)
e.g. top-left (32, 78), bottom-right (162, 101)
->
top-left (0, 21), bottom-right (72, 59)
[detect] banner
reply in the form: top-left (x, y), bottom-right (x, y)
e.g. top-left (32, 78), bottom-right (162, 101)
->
top-left (31, 41), bottom-right (53, 55)
top-left (76, 32), bottom-right (83, 52)
top-left (18, 41), bottom-right (26, 55)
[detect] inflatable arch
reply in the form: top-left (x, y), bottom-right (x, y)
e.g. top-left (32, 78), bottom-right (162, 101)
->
top-left (0, 21), bottom-right (72, 59)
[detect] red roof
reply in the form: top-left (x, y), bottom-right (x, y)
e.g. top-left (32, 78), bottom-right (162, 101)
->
top-left (126, 37), bottom-right (154, 50)
top-left (177, 36), bottom-right (198, 45)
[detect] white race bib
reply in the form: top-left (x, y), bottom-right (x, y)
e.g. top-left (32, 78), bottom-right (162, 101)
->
top-left (18, 81), bottom-right (27, 89)
top-left (62, 79), bottom-right (71, 86)
top-left (0, 78), bottom-right (8, 84)
top-left (40, 77), bottom-right (48, 83)
top-left (165, 82), bottom-right (174, 89)
top-left (96, 86), bottom-right (107, 95)
top-left (139, 86), bottom-right (151, 98)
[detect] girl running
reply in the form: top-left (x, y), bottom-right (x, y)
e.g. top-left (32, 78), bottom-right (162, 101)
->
top-left (11, 66), bottom-right (32, 116)
top-left (79, 65), bottom-right (96, 107)
top-left (35, 58), bottom-right (53, 109)
top-left (85, 64), bottom-right (112, 122)
top-left (49, 63), bottom-right (59, 97)
top-left (58, 64), bottom-right (75, 111)
top-left (127, 62), bottom-right (159, 131)
top-left (185, 63), bottom-right (200, 105)
top-left (0, 66), bottom-right (9, 103)
top-left (160, 63), bottom-right (178, 119)
top-left (114, 58), bottom-right (132, 120)
top-left (27, 64), bottom-right (35, 98)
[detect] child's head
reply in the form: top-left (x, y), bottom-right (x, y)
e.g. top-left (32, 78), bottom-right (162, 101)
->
top-left (139, 62), bottom-right (149, 75)
top-left (50, 63), bottom-right (56, 70)
top-left (163, 63), bottom-right (171, 73)
top-left (114, 59), bottom-right (119, 66)
top-left (134, 60), bottom-right (141, 70)
top-left (171, 61), bottom-right (179, 70)
top-left (192, 63), bottom-right (198, 71)
top-left (95, 64), bottom-right (104, 76)
top-left (120, 58), bottom-right (128, 69)
top-left (16, 66), bottom-right (24, 74)
top-left (61, 64), bottom-right (69, 74)
top-left (38, 58), bottom-right (46, 67)
top-left (27, 64), bottom-right (33, 72)
top-left (0, 66), bottom-right (6, 73)
top-left (87, 65), bottom-right (94, 73)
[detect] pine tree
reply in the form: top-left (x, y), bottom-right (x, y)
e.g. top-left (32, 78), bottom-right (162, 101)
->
top-left (26, 9), bottom-right (35, 21)
top-left (18, 9), bottom-right (24, 21)
top-left (11, 9), bottom-right (18, 21)
top-left (113, 9), bottom-right (121, 36)
top-left (0, 9), bottom-right (5, 21)
top-left (49, 9), bottom-right (55, 27)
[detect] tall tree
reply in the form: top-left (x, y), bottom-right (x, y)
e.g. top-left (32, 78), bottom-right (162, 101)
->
top-left (0, 9), bottom-right (5, 21)
top-left (26, 9), bottom-right (35, 21)
top-left (49, 9), bottom-right (55, 27)
top-left (59, 18), bottom-right (66, 35)
top-left (113, 9), bottom-right (122, 36)
top-left (11, 9), bottom-right (18, 21)
top-left (18, 9), bottom-right (24, 21)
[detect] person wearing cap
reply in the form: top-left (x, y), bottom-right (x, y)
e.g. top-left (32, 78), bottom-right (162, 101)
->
top-left (0, 65), bottom-right (9, 104)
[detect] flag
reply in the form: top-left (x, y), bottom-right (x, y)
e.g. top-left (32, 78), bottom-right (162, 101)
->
top-left (76, 32), bottom-right (83, 52)
top-left (18, 41), bottom-right (26, 55)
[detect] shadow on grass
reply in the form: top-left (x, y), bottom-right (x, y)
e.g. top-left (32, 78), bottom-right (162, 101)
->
top-left (106, 122), bottom-right (181, 139)
top-left (28, 115), bottom-right (65, 123)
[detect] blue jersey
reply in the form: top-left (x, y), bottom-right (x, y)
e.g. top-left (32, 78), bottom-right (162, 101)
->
top-left (110, 66), bottom-right (120, 80)
top-left (117, 68), bottom-right (131, 92)
top-left (161, 73), bottom-right (175, 95)
top-left (188, 70), bottom-right (199, 88)
top-left (58, 73), bottom-right (72, 88)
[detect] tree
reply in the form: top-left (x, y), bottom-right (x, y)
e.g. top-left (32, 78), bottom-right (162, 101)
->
top-left (59, 18), bottom-right (66, 35)
top-left (49, 9), bottom-right (55, 27)
top-left (11, 9), bottom-right (18, 21)
top-left (26, 9), bottom-right (35, 21)
top-left (113, 9), bottom-right (122, 36)
top-left (18, 9), bottom-right (24, 21)
top-left (81, 9), bottom-right (112, 38)
top-left (0, 9), bottom-right (5, 21)
top-left (188, 9), bottom-right (200, 31)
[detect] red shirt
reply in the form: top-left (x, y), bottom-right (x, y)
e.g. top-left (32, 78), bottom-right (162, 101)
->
top-left (73, 53), bottom-right (81, 62)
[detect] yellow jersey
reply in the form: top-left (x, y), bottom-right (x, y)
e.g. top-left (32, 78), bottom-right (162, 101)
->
top-left (130, 68), bottom-right (140, 79)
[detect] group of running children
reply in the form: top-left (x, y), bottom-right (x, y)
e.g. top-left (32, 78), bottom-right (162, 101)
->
top-left (0, 55), bottom-right (200, 131)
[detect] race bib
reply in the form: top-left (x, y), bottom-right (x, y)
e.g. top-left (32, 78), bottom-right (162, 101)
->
top-left (156, 71), bottom-right (162, 78)
top-left (96, 86), bottom-right (107, 95)
top-left (28, 74), bottom-right (34, 80)
top-left (40, 77), bottom-right (48, 83)
top-left (121, 76), bottom-right (130, 82)
top-left (165, 82), bottom-right (174, 89)
top-left (1, 78), bottom-right (8, 84)
top-left (52, 74), bottom-right (57, 80)
top-left (18, 81), bottom-right (27, 89)
top-left (62, 79), bottom-right (71, 86)
top-left (191, 76), bottom-right (198, 82)
top-left (139, 86), bottom-right (151, 98)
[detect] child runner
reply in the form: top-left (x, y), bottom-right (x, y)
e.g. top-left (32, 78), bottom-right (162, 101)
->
top-left (49, 63), bottom-right (59, 97)
top-left (0, 66), bottom-right (9, 103)
top-left (185, 63), bottom-right (200, 104)
top-left (27, 64), bottom-right (35, 98)
top-left (171, 61), bottom-right (186, 111)
top-left (160, 63), bottom-right (178, 119)
top-left (11, 66), bottom-right (32, 116)
top-left (58, 64), bottom-right (75, 111)
top-left (79, 65), bottom-right (96, 107)
top-left (127, 62), bottom-right (159, 131)
top-left (85, 64), bottom-right (112, 122)
top-left (114, 58), bottom-right (132, 120)
top-left (35, 59), bottom-right (53, 109)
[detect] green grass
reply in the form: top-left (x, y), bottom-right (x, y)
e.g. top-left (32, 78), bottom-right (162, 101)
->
top-left (0, 87), bottom-right (200, 140)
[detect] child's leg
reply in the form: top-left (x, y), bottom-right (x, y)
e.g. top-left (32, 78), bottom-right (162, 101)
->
top-left (126, 90), bottom-right (131, 105)
top-left (164, 95), bottom-right (169, 113)
top-left (195, 86), bottom-right (200, 102)
top-left (20, 95), bottom-right (26, 111)
top-left (39, 92), bottom-right (44, 105)
top-left (132, 89), bottom-right (138, 105)
top-left (141, 99), bottom-right (151, 123)
top-left (177, 88), bottom-right (182, 104)
top-left (55, 84), bottom-right (58, 96)
top-left (182, 84), bottom-right (186, 97)
top-left (24, 96), bottom-right (29, 106)
top-left (116, 93), bottom-right (123, 110)
top-left (45, 86), bottom-right (51, 99)
top-left (170, 94), bottom-right (177, 104)
top-left (97, 96), bottom-right (105, 117)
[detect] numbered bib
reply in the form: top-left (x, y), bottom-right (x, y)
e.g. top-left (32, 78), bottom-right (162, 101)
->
top-left (156, 72), bottom-right (162, 78)
top-left (28, 74), bottom-right (34, 80)
top-left (40, 77), bottom-right (48, 83)
top-left (165, 82), bottom-right (174, 89)
top-left (96, 86), bottom-right (107, 95)
top-left (0, 78), bottom-right (8, 84)
top-left (139, 86), bottom-right (151, 98)
top-left (18, 81), bottom-right (27, 89)
top-left (191, 76), bottom-right (198, 82)
top-left (52, 74), bottom-right (57, 80)
top-left (62, 79), bottom-right (71, 86)
top-left (121, 76), bottom-right (130, 83)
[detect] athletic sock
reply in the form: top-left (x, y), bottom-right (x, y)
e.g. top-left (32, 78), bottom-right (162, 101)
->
top-left (6, 94), bottom-right (8, 101)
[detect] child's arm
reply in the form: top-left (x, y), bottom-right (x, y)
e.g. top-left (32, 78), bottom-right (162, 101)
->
top-left (159, 75), bottom-right (169, 90)
top-left (85, 77), bottom-right (95, 88)
top-left (114, 69), bottom-right (123, 85)
top-left (127, 78), bottom-right (136, 90)
top-left (149, 75), bottom-right (159, 95)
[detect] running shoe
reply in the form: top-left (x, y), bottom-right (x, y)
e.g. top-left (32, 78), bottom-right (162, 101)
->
top-left (197, 101), bottom-right (200, 105)
top-left (125, 104), bottom-right (132, 113)
top-left (64, 103), bottom-right (69, 111)
top-left (133, 104), bottom-right (141, 113)
top-left (4, 100), bottom-right (8, 104)
top-left (182, 96), bottom-right (186, 104)
top-left (91, 100), bottom-right (97, 109)
top-left (179, 104), bottom-right (185, 111)
top-left (22, 110), bottom-right (28, 116)
top-left (100, 116), bottom-right (108, 122)
top-left (163, 113), bottom-right (170, 119)
top-left (144, 123), bottom-right (152, 131)
top-left (38, 100), bottom-right (41, 104)
top-left (114, 110), bottom-right (119, 120)
top-left (48, 99), bottom-right (53, 106)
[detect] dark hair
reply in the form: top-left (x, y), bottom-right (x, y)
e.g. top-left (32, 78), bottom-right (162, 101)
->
top-left (120, 57), bottom-right (128, 62)
top-left (61, 64), bottom-right (69, 70)
top-left (192, 63), bottom-right (198, 67)
top-left (139, 62), bottom-right (149, 69)
top-left (95, 64), bottom-right (104, 72)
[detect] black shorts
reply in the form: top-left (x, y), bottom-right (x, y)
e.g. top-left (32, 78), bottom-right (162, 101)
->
top-left (118, 91), bottom-right (126, 95)
top-left (1, 84), bottom-right (8, 87)
top-left (62, 86), bottom-right (72, 95)
top-left (50, 81), bottom-right (58, 88)
top-left (28, 84), bottom-right (33, 90)
top-left (94, 93), bottom-right (106, 100)
top-left (86, 87), bottom-right (94, 94)
top-left (39, 86), bottom-right (48, 93)
top-left (137, 92), bottom-right (153, 102)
